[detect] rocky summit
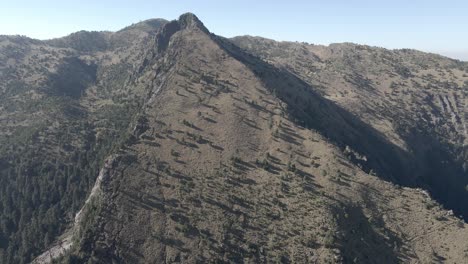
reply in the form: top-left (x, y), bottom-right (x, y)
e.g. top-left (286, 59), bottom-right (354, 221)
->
top-left (0, 13), bottom-right (467, 263)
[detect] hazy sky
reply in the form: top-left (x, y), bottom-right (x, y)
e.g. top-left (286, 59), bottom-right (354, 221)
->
top-left (1, 0), bottom-right (467, 60)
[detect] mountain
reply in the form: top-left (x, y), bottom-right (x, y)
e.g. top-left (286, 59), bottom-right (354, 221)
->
top-left (0, 13), bottom-right (466, 263)
top-left (0, 17), bottom-right (166, 263)
top-left (230, 36), bottom-right (468, 218)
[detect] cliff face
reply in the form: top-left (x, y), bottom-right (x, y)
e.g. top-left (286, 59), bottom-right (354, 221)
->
top-left (1, 13), bottom-right (467, 264)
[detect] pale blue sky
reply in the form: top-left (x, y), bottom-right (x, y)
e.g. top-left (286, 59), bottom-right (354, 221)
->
top-left (1, 0), bottom-right (467, 60)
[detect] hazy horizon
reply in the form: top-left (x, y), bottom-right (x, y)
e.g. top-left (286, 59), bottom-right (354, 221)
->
top-left (1, 0), bottom-right (467, 61)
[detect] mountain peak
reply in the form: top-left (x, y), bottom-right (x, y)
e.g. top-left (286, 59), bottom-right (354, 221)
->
top-left (178, 12), bottom-right (208, 33)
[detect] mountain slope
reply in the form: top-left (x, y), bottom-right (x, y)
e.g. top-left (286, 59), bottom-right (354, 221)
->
top-left (49, 14), bottom-right (468, 263)
top-left (0, 17), bottom-right (167, 263)
top-left (231, 36), bottom-right (468, 218)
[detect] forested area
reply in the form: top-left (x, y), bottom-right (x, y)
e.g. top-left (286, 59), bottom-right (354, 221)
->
top-left (0, 101), bottom-right (136, 263)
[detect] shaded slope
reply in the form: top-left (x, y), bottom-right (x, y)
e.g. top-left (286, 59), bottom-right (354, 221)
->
top-left (231, 36), bottom-right (468, 218)
top-left (216, 36), bottom-right (413, 183)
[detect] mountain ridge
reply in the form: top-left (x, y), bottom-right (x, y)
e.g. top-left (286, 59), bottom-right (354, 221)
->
top-left (231, 35), bottom-right (468, 63)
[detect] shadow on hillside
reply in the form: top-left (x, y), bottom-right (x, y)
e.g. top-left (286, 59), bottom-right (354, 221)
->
top-left (399, 126), bottom-right (468, 220)
top-left (214, 35), bottom-right (468, 220)
top-left (46, 57), bottom-right (97, 99)
top-left (216, 36), bottom-right (411, 181)
top-left (331, 203), bottom-right (406, 263)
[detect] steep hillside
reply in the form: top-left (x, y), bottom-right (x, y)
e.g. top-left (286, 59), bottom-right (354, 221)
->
top-left (1, 13), bottom-right (467, 264)
top-left (231, 36), bottom-right (468, 218)
top-left (0, 19), bottom-right (167, 263)
top-left (41, 14), bottom-right (468, 263)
